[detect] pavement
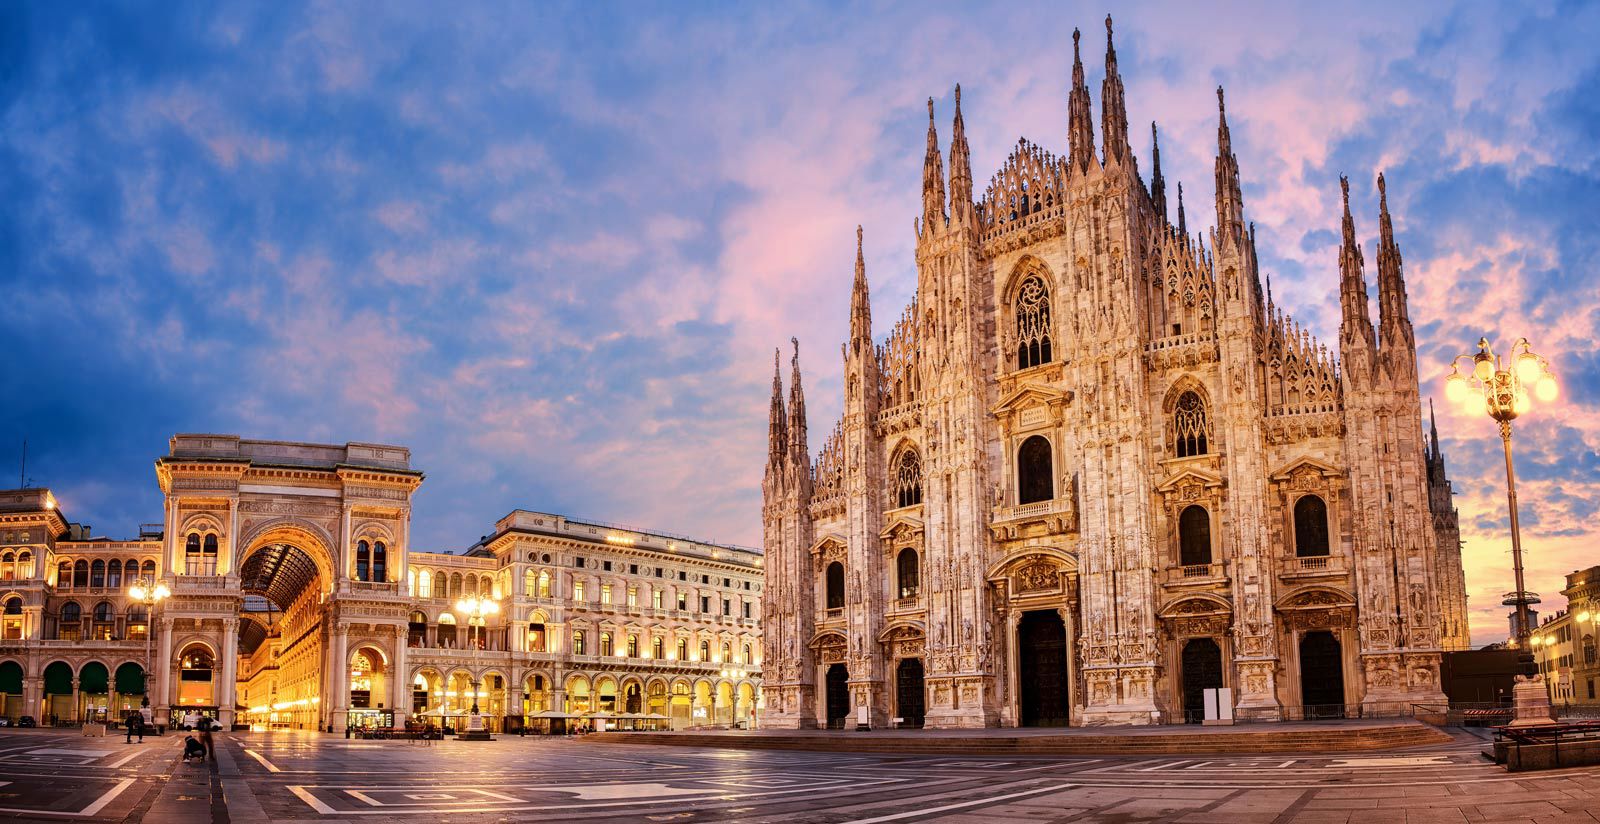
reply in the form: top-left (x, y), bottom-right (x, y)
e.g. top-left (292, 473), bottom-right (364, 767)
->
top-left (1, 725), bottom-right (1599, 822)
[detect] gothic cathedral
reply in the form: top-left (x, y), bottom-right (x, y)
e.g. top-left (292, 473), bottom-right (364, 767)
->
top-left (760, 19), bottom-right (1470, 728)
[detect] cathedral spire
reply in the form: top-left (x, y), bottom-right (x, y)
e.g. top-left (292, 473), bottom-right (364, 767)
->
top-left (1214, 86), bottom-right (1245, 243)
top-left (1176, 181), bottom-right (1187, 238)
top-left (767, 348), bottom-right (787, 466)
top-left (1375, 172), bottom-right (1414, 351)
top-left (1068, 28), bottom-right (1097, 175)
top-left (1429, 398), bottom-right (1442, 463)
top-left (787, 337), bottom-right (808, 462)
top-left (1150, 122), bottom-right (1168, 223)
top-left (1338, 175), bottom-right (1376, 356)
top-left (849, 226), bottom-right (873, 354)
top-left (1100, 15), bottom-right (1129, 166)
top-left (949, 84), bottom-right (974, 223)
top-left (922, 98), bottom-right (946, 230)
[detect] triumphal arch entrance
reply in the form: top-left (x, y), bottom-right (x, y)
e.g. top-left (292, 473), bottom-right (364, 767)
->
top-left (151, 435), bottom-right (419, 730)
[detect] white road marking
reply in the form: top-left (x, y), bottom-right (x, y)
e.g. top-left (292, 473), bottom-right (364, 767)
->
top-left (244, 748), bottom-right (282, 773)
top-left (1329, 756), bottom-right (1452, 768)
top-left (290, 785), bottom-right (337, 815)
top-left (846, 783), bottom-right (1077, 824)
top-left (523, 782), bottom-right (716, 800)
top-left (104, 749), bottom-right (145, 769)
top-left (78, 779), bottom-right (135, 817)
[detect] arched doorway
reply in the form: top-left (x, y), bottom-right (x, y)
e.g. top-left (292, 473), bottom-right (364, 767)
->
top-left (895, 658), bottom-right (925, 728)
top-left (235, 537), bottom-right (329, 729)
top-left (77, 662), bottom-right (109, 722)
top-left (1018, 610), bottom-right (1069, 727)
top-left (176, 644), bottom-right (216, 716)
top-left (624, 681), bottom-right (642, 714)
top-left (1180, 638), bottom-right (1224, 723)
top-left (43, 661), bottom-right (73, 722)
top-left (1299, 631), bottom-right (1345, 719)
top-left (0, 660), bottom-right (24, 719)
top-left (824, 663), bottom-right (849, 729)
top-left (347, 649), bottom-right (388, 729)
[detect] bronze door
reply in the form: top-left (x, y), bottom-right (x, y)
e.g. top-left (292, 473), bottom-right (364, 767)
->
top-left (1299, 631), bottom-right (1345, 719)
top-left (1018, 610), bottom-right (1069, 727)
top-left (825, 664), bottom-right (850, 729)
top-left (1180, 637), bottom-right (1224, 723)
top-left (895, 658), bottom-right (925, 728)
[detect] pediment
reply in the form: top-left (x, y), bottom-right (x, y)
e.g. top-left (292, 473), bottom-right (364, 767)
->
top-left (992, 383), bottom-right (1073, 417)
top-left (1268, 455), bottom-right (1342, 482)
top-left (808, 533), bottom-right (848, 555)
top-left (879, 513), bottom-right (925, 540)
top-left (1154, 467), bottom-right (1225, 494)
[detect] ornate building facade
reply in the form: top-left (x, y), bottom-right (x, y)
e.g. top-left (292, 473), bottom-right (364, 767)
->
top-left (761, 19), bottom-right (1470, 729)
top-left (0, 435), bottom-right (761, 731)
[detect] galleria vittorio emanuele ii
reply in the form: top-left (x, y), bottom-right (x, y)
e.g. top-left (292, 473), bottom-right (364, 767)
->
top-left (759, 21), bottom-right (1471, 729)
top-left (0, 435), bottom-right (764, 733)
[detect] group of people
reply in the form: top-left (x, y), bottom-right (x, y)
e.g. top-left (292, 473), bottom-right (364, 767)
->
top-left (120, 709), bottom-right (216, 763)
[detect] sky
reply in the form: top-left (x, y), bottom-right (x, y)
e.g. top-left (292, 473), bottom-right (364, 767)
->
top-left (1, 1), bottom-right (1597, 646)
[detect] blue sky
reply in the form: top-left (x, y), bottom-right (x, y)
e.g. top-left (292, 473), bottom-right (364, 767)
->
top-left (2, 1), bottom-right (1597, 644)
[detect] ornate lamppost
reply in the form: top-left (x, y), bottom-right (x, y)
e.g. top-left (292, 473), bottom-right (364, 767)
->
top-left (1446, 337), bottom-right (1558, 724)
top-left (453, 596), bottom-right (498, 739)
top-left (126, 578), bottom-right (170, 713)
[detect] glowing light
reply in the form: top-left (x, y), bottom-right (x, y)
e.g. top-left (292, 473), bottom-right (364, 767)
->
top-left (1516, 352), bottom-right (1543, 383)
top-left (1536, 376), bottom-right (1558, 402)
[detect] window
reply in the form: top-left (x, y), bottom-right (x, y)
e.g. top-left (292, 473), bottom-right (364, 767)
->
top-left (373, 541), bottom-right (388, 582)
top-left (601, 583), bottom-right (612, 604)
top-left (652, 637), bottom-right (663, 659)
top-left (677, 592), bottom-right (687, 611)
top-left (897, 549), bottom-right (920, 598)
top-left (655, 568), bottom-right (664, 578)
top-left (60, 602), bottom-right (82, 641)
top-left (356, 540), bottom-right (370, 581)
top-left (678, 570), bottom-right (686, 581)
top-left (57, 561), bottom-right (70, 587)
top-left (419, 570), bottom-right (432, 599)
top-left (700, 595), bottom-right (710, 613)
top-left (742, 643), bottom-right (752, 664)
top-left (742, 601), bottom-right (751, 619)
top-left (92, 602), bottom-right (113, 640)
top-left (825, 561), bottom-right (845, 610)
top-left (2, 597), bottom-right (22, 640)
top-left (1014, 275), bottom-right (1053, 369)
top-left (1178, 505), bottom-right (1212, 567)
top-left (538, 570), bottom-right (551, 597)
top-left (894, 448), bottom-right (923, 508)
top-left (524, 568), bottom-right (537, 597)
top-left (574, 580), bottom-right (586, 601)
top-left (141, 560), bottom-right (155, 578)
top-left (721, 642), bottom-right (731, 663)
top-left (722, 599), bottom-right (730, 616)
top-left (723, 578), bottom-right (731, 587)
top-left (699, 640), bottom-right (710, 661)
top-left (1293, 495), bottom-right (1331, 557)
top-left (603, 561), bottom-right (612, 572)
top-left (627, 587), bottom-right (637, 608)
top-left (74, 559), bottom-right (89, 588)
top-left (127, 606), bottom-right (148, 640)
top-left (91, 559), bottom-right (105, 588)
top-left (676, 639), bottom-right (688, 660)
top-left (572, 630), bottom-right (586, 655)
top-left (701, 575), bottom-right (710, 584)
top-left (528, 623), bottom-right (547, 652)
top-left (575, 557), bottom-right (585, 568)
top-left (1017, 435), bottom-right (1054, 505)
top-left (653, 589), bottom-right (663, 609)
top-left (629, 564), bottom-right (638, 575)
top-left (626, 634), bottom-right (638, 657)
top-left (600, 632), bottom-right (613, 657)
top-left (1173, 391), bottom-right (1210, 457)
top-left (2, 552), bottom-right (16, 580)
top-left (107, 559), bottom-right (122, 588)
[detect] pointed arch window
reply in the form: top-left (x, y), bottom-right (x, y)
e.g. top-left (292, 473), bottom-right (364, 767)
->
top-left (1173, 391), bottom-right (1210, 458)
top-left (1015, 275), bottom-right (1053, 369)
top-left (1017, 435), bottom-right (1054, 504)
top-left (1293, 495), bottom-right (1331, 557)
top-left (1178, 505), bottom-right (1212, 567)
top-left (894, 449), bottom-right (923, 508)
top-left (825, 561), bottom-right (845, 610)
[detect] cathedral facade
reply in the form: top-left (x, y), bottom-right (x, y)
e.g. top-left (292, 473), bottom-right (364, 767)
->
top-left (760, 19), bottom-right (1470, 729)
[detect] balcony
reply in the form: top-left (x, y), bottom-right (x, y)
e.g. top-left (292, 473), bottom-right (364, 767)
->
top-left (1279, 554), bottom-right (1347, 579)
top-left (990, 498), bottom-right (1077, 539)
top-left (347, 580), bottom-right (400, 596)
top-left (172, 575), bottom-right (230, 591)
top-left (1162, 562), bottom-right (1229, 588)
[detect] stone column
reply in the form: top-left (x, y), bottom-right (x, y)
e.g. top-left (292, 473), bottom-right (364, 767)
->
top-left (24, 676), bottom-right (42, 723)
top-left (332, 624), bottom-right (349, 730)
top-left (1058, 605), bottom-right (1076, 725)
top-left (1006, 610), bottom-right (1021, 727)
top-left (218, 620), bottom-right (239, 728)
top-left (391, 625), bottom-right (409, 729)
top-left (154, 618), bottom-right (174, 726)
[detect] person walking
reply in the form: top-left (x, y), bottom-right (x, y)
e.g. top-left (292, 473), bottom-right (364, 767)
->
top-left (124, 711), bottom-right (140, 744)
top-left (197, 715), bottom-right (216, 761)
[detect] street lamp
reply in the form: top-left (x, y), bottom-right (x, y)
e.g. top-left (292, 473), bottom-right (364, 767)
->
top-left (1445, 337), bottom-right (1557, 661)
top-left (127, 577), bottom-right (171, 710)
top-left (453, 596), bottom-right (499, 717)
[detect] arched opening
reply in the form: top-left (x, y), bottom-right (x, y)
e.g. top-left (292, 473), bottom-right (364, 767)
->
top-left (1018, 610), bottom-right (1069, 727)
top-left (715, 681), bottom-right (734, 725)
top-left (2, 598), bottom-right (22, 640)
top-left (1178, 505), bottom-right (1212, 567)
top-left (91, 601), bottom-right (114, 640)
top-left (1293, 495), bottom-right (1331, 557)
top-left (408, 611), bottom-right (427, 647)
top-left (0, 660), bottom-right (24, 719)
top-left (896, 550), bottom-right (919, 599)
top-left (73, 560), bottom-right (88, 588)
top-left (90, 560), bottom-right (105, 588)
top-left (1017, 435), bottom-right (1054, 504)
top-left (1180, 638), bottom-right (1224, 724)
top-left (348, 648), bottom-right (388, 729)
top-left (565, 675), bottom-right (591, 715)
top-left (177, 644), bottom-right (215, 713)
top-left (59, 602), bottom-right (81, 641)
top-left (43, 661), bottom-right (74, 722)
top-left (736, 682), bottom-right (756, 727)
top-left (372, 541), bottom-right (387, 583)
top-left (825, 562), bottom-right (845, 610)
top-left (624, 681), bottom-right (642, 714)
top-left (107, 559), bottom-right (122, 588)
top-left (524, 673), bottom-right (549, 714)
top-left (77, 661), bottom-right (109, 722)
top-left (437, 613), bottom-right (458, 648)
top-left (235, 539), bottom-right (328, 730)
top-left (113, 662), bottom-right (145, 715)
top-left (893, 449), bottom-right (923, 508)
top-left (1173, 391), bottom-right (1209, 457)
top-left (647, 680), bottom-right (667, 719)
top-left (355, 540), bottom-right (370, 581)
top-left (670, 681), bottom-right (692, 728)
top-left (825, 664), bottom-right (850, 729)
top-left (528, 620), bottom-right (547, 652)
top-left (1014, 274), bottom-right (1053, 370)
top-left (1299, 630), bottom-right (1345, 719)
top-left (895, 658), bottom-right (925, 728)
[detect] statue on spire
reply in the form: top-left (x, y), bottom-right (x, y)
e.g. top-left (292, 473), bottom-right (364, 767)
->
top-left (1068, 28), bottom-right (1097, 175)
